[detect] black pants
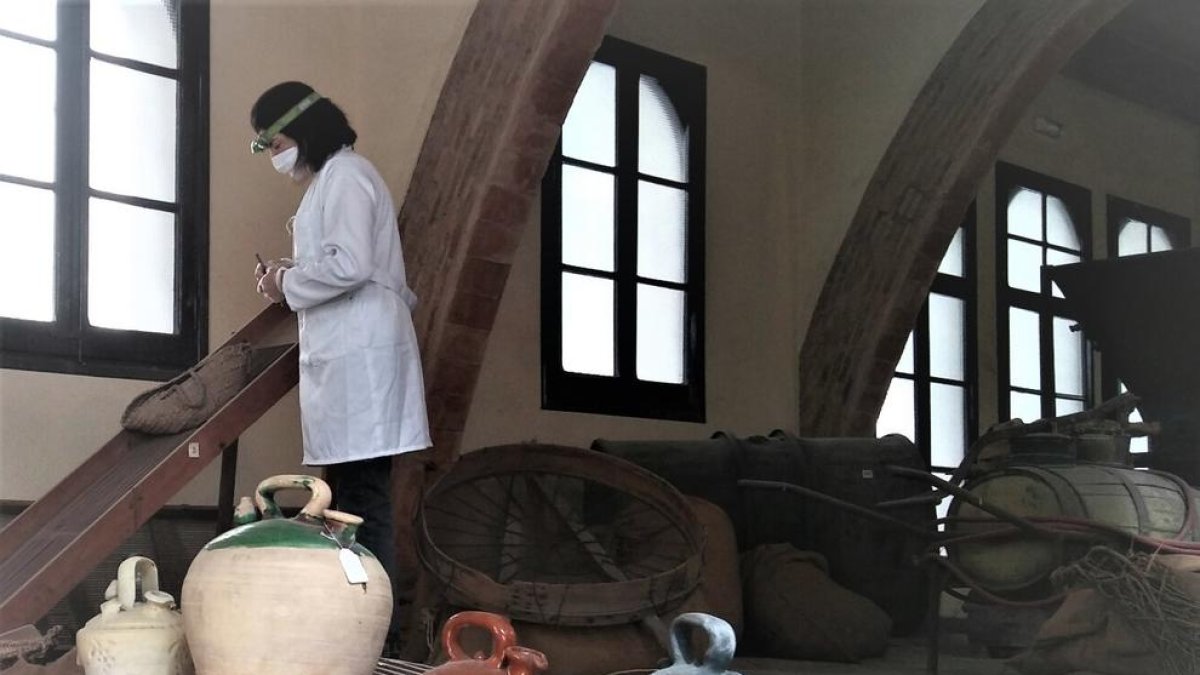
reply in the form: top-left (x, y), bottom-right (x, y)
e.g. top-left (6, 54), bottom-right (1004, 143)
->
top-left (324, 455), bottom-right (399, 638)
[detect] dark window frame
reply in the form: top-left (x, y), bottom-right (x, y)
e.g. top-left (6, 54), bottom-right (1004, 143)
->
top-left (884, 209), bottom-right (978, 471)
top-left (541, 36), bottom-right (706, 421)
top-left (995, 162), bottom-right (1092, 421)
top-left (0, 1), bottom-right (209, 381)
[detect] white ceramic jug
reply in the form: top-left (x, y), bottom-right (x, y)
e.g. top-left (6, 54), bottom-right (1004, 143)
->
top-left (75, 555), bottom-right (193, 675)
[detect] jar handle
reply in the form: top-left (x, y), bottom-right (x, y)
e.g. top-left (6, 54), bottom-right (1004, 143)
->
top-left (254, 474), bottom-right (332, 519)
top-left (667, 613), bottom-right (736, 672)
top-left (116, 556), bottom-right (160, 611)
top-left (442, 611), bottom-right (517, 667)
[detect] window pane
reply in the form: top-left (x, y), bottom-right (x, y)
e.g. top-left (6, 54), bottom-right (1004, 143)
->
top-left (1149, 225), bottom-right (1173, 253)
top-left (897, 331), bottom-right (915, 374)
top-left (1121, 381), bottom-right (1149, 454)
top-left (637, 181), bottom-right (686, 283)
top-left (1010, 391), bottom-right (1042, 423)
top-left (639, 75), bottom-right (687, 182)
top-left (1007, 187), bottom-right (1041, 240)
top-left (929, 294), bottom-right (964, 380)
top-left (561, 166), bottom-right (615, 272)
top-left (90, 60), bottom-right (178, 202)
top-left (877, 377), bottom-right (915, 442)
top-left (1010, 307), bottom-right (1040, 389)
top-left (1118, 219), bottom-right (1146, 257)
top-left (0, 183), bottom-right (55, 321)
top-left (561, 273), bottom-right (614, 376)
top-left (90, 0), bottom-right (177, 69)
top-left (1046, 248), bottom-right (1080, 299)
top-left (1007, 239), bottom-right (1043, 293)
top-left (563, 62), bottom-right (615, 167)
top-left (1045, 196), bottom-right (1079, 250)
top-left (937, 228), bottom-right (964, 277)
top-left (1055, 397), bottom-right (1084, 417)
top-left (1053, 316), bottom-right (1083, 396)
top-left (0, 37), bottom-right (55, 182)
top-left (636, 284), bottom-right (685, 384)
top-left (930, 383), bottom-right (965, 469)
top-left (88, 198), bottom-right (175, 333)
top-left (0, 0), bottom-right (56, 40)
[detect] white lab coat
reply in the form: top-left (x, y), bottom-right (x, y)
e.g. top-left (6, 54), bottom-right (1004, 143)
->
top-left (280, 147), bottom-right (431, 465)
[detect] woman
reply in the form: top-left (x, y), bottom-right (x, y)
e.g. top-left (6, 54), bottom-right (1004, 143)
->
top-left (250, 81), bottom-right (430, 588)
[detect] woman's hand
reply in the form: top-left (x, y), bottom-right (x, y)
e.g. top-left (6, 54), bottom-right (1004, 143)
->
top-left (256, 264), bottom-right (288, 304)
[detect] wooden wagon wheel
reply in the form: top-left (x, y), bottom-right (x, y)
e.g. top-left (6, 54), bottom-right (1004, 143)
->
top-left (418, 444), bottom-right (705, 627)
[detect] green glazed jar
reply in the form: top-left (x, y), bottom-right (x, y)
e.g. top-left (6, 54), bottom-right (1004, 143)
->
top-left (181, 475), bottom-right (392, 675)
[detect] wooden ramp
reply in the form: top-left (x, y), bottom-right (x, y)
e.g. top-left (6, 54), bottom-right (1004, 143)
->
top-left (0, 305), bottom-right (299, 632)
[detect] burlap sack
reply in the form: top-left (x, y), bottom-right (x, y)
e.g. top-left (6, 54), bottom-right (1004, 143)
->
top-left (1011, 554), bottom-right (1200, 675)
top-left (121, 341), bottom-right (253, 434)
top-left (741, 543), bottom-right (891, 662)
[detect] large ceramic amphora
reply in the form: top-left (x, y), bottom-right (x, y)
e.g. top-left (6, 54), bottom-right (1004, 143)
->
top-left (76, 555), bottom-right (193, 675)
top-left (181, 475), bottom-right (393, 674)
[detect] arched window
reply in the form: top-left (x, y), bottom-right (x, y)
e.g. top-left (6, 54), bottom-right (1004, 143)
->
top-left (996, 163), bottom-right (1091, 422)
top-left (541, 37), bottom-right (706, 421)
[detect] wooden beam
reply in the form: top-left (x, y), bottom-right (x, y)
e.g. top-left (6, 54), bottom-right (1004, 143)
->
top-left (795, 0), bottom-right (1131, 436)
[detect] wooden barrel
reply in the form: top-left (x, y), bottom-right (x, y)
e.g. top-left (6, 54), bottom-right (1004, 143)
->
top-left (949, 463), bottom-right (1200, 592)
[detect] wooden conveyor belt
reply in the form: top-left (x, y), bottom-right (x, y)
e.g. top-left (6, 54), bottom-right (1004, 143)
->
top-left (0, 305), bottom-right (299, 632)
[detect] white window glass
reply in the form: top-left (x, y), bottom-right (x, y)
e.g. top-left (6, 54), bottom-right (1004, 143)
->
top-left (1045, 196), bottom-right (1079, 249)
top-left (1007, 187), bottom-right (1042, 240)
top-left (0, 0), bottom-right (56, 39)
top-left (1055, 398), bottom-right (1084, 416)
top-left (1046, 248), bottom-right (1080, 299)
top-left (90, 0), bottom-right (177, 69)
top-left (562, 273), bottom-right (614, 376)
top-left (897, 332), bottom-right (915, 374)
top-left (1053, 316), bottom-right (1083, 396)
top-left (0, 183), bottom-right (55, 321)
top-left (929, 294), bottom-right (964, 380)
top-left (637, 181), bottom-right (686, 283)
top-left (1149, 225), bottom-right (1172, 253)
top-left (1010, 307), bottom-right (1041, 389)
top-left (1007, 239), bottom-right (1043, 293)
top-left (88, 198), bottom-right (175, 333)
top-left (1129, 410), bottom-right (1148, 453)
top-left (877, 377), bottom-right (915, 441)
top-left (90, 61), bottom-right (177, 202)
top-left (1010, 391), bottom-right (1042, 423)
top-left (561, 166), bottom-right (615, 272)
top-left (636, 284), bottom-right (685, 384)
top-left (1118, 219), bottom-right (1146, 256)
top-left (938, 228), bottom-right (964, 277)
top-left (0, 37), bottom-right (55, 183)
top-left (563, 62), bottom-right (615, 167)
top-left (639, 75), bottom-right (687, 182)
top-left (930, 383), bottom-right (965, 469)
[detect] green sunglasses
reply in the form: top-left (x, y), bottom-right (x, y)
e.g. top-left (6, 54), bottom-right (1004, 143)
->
top-left (250, 91), bottom-right (323, 154)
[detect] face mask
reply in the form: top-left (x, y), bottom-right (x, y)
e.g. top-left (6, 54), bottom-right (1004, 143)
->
top-left (271, 146), bottom-right (299, 176)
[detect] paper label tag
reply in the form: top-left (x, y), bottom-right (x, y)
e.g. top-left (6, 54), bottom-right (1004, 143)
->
top-left (339, 548), bottom-right (369, 586)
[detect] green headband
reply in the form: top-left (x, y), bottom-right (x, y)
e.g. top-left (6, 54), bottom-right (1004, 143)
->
top-left (250, 91), bottom-right (323, 154)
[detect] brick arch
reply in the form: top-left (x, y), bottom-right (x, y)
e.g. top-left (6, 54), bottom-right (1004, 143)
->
top-left (795, 0), bottom-right (1131, 436)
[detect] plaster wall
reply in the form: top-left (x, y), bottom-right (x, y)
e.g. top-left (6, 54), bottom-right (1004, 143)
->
top-left (0, 0), bottom-right (474, 504)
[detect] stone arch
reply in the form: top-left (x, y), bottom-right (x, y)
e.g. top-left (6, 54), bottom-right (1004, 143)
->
top-left (795, 0), bottom-right (1132, 436)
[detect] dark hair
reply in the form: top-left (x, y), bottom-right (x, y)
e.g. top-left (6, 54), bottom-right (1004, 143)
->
top-left (250, 81), bottom-right (357, 173)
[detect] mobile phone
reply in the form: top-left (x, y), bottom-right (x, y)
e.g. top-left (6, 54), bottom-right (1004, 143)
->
top-left (255, 253), bottom-right (266, 269)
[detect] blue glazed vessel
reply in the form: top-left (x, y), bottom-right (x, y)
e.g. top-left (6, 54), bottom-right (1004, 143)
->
top-left (653, 613), bottom-right (741, 675)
